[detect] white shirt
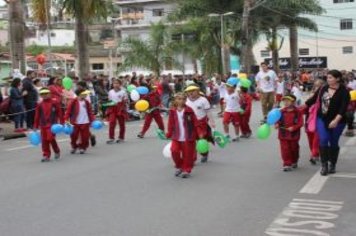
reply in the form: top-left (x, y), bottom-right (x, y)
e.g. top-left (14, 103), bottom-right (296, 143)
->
top-left (291, 86), bottom-right (302, 102)
top-left (276, 81), bottom-right (284, 95)
top-left (76, 100), bottom-right (90, 124)
top-left (109, 89), bottom-right (127, 103)
top-left (186, 96), bottom-right (211, 120)
top-left (347, 80), bottom-right (356, 90)
top-left (217, 83), bottom-right (227, 98)
top-left (177, 110), bottom-right (185, 141)
top-left (224, 92), bottom-right (241, 112)
top-left (256, 70), bottom-right (277, 93)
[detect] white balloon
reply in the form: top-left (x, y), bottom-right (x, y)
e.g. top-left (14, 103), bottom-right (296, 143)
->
top-left (130, 90), bottom-right (140, 101)
top-left (162, 142), bottom-right (172, 159)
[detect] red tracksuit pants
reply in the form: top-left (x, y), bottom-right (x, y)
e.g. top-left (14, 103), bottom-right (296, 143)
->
top-left (240, 112), bottom-right (251, 135)
top-left (279, 139), bottom-right (300, 166)
top-left (141, 111), bottom-right (164, 135)
top-left (196, 118), bottom-right (210, 158)
top-left (109, 115), bottom-right (126, 140)
top-left (71, 124), bottom-right (90, 150)
top-left (171, 140), bottom-right (197, 173)
top-left (41, 127), bottom-right (60, 158)
top-left (306, 131), bottom-right (319, 158)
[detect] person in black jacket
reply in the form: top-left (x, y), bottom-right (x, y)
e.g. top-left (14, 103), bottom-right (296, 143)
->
top-left (22, 70), bottom-right (38, 129)
top-left (306, 70), bottom-right (350, 176)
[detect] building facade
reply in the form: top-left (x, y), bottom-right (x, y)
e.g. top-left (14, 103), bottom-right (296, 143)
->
top-left (253, 0), bottom-right (356, 71)
top-left (114, 0), bottom-right (197, 74)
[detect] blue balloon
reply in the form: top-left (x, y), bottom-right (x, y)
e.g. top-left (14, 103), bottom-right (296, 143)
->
top-left (29, 131), bottom-right (41, 146)
top-left (227, 77), bottom-right (239, 86)
top-left (267, 108), bottom-right (282, 125)
top-left (91, 120), bottom-right (104, 130)
top-left (63, 124), bottom-right (74, 135)
top-left (51, 124), bottom-right (64, 134)
top-left (136, 86), bottom-right (149, 95)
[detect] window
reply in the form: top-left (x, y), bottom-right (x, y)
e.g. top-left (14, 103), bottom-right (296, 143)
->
top-left (334, 0), bottom-right (354, 3)
top-left (92, 63), bottom-right (104, 70)
top-left (50, 32), bottom-right (56, 37)
top-left (152, 9), bottom-right (164, 17)
top-left (342, 46), bottom-right (353, 54)
top-left (299, 48), bottom-right (309, 56)
top-left (340, 19), bottom-right (353, 30)
top-left (260, 50), bottom-right (270, 57)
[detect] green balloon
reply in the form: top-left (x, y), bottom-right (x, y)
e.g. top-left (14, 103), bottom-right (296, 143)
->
top-left (240, 78), bottom-right (251, 88)
top-left (62, 77), bottom-right (73, 90)
top-left (257, 124), bottom-right (271, 140)
top-left (196, 139), bottom-right (210, 154)
top-left (213, 131), bottom-right (229, 148)
top-left (127, 85), bottom-right (136, 93)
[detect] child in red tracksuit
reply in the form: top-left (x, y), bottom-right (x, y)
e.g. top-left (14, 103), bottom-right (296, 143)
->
top-left (65, 89), bottom-right (95, 154)
top-left (166, 93), bottom-right (200, 178)
top-left (107, 79), bottom-right (127, 144)
top-left (276, 95), bottom-right (303, 171)
top-left (240, 87), bottom-right (252, 138)
top-left (34, 88), bottom-right (64, 162)
top-left (137, 86), bottom-right (165, 138)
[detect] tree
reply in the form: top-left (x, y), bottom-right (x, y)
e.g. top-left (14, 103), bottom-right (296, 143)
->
top-left (62, 0), bottom-right (111, 79)
top-left (252, 0), bottom-right (322, 72)
top-left (6, 0), bottom-right (26, 74)
top-left (170, 0), bottom-right (244, 74)
top-left (119, 22), bottom-right (176, 76)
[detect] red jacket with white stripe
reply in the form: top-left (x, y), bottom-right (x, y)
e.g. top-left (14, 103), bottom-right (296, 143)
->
top-left (166, 106), bottom-right (201, 142)
top-left (64, 98), bottom-right (95, 125)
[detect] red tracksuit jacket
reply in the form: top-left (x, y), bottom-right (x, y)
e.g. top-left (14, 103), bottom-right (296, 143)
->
top-left (34, 98), bottom-right (64, 129)
top-left (143, 91), bottom-right (161, 110)
top-left (166, 106), bottom-right (201, 141)
top-left (240, 93), bottom-right (252, 115)
top-left (277, 106), bottom-right (303, 141)
top-left (64, 98), bottom-right (95, 124)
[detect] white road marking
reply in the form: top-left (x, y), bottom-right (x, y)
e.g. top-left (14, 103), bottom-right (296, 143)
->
top-left (6, 138), bottom-right (69, 152)
top-left (265, 198), bottom-right (343, 236)
top-left (299, 171), bottom-right (329, 194)
top-left (331, 173), bottom-right (356, 179)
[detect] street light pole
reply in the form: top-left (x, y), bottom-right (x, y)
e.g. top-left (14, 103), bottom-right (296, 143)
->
top-left (208, 12), bottom-right (234, 75)
top-left (44, 0), bottom-right (54, 76)
top-left (220, 14), bottom-right (226, 75)
top-left (316, 31), bottom-right (319, 69)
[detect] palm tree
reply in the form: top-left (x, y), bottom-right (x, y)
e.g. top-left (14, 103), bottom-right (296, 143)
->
top-left (6, 0), bottom-right (26, 74)
top-left (119, 22), bottom-right (176, 76)
top-left (62, 0), bottom-right (110, 79)
top-left (257, 0), bottom-right (323, 72)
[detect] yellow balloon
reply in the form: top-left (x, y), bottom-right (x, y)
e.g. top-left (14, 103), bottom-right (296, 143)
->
top-left (350, 90), bottom-right (356, 101)
top-left (135, 100), bottom-right (149, 112)
top-left (239, 73), bottom-right (247, 79)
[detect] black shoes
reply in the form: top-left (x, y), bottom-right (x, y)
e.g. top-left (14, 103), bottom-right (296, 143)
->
top-left (328, 163), bottom-right (336, 174)
top-left (90, 135), bottom-right (96, 147)
top-left (175, 170), bottom-right (182, 177)
top-left (201, 156), bottom-right (208, 163)
top-left (41, 157), bottom-right (50, 163)
top-left (54, 153), bottom-right (60, 160)
top-left (137, 133), bottom-right (144, 139)
top-left (320, 163), bottom-right (328, 176)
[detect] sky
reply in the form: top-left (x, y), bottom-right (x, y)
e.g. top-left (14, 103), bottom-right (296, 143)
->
top-left (0, 0), bottom-right (4, 7)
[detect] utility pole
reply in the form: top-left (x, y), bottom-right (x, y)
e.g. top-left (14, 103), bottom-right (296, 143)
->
top-left (44, 0), bottom-right (54, 76)
top-left (240, 0), bottom-right (266, 73)
top-left (240, 0), bottom-right (252, 73)
top-left (181, 33), bottom-right (186, 79)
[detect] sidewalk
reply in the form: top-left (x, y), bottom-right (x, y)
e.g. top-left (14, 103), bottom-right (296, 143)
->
top-left (0, 121), bottom-right (27, 141)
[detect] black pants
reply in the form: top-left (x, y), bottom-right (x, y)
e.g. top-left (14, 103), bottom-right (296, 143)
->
top-left (346, 111), bottom-right (355, 130)
top-left (25, 102), bottom-right (37, 129)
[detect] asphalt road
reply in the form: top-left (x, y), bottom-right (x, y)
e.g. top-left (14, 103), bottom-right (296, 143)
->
top-left (0, 102), bottom-right (355, 236)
